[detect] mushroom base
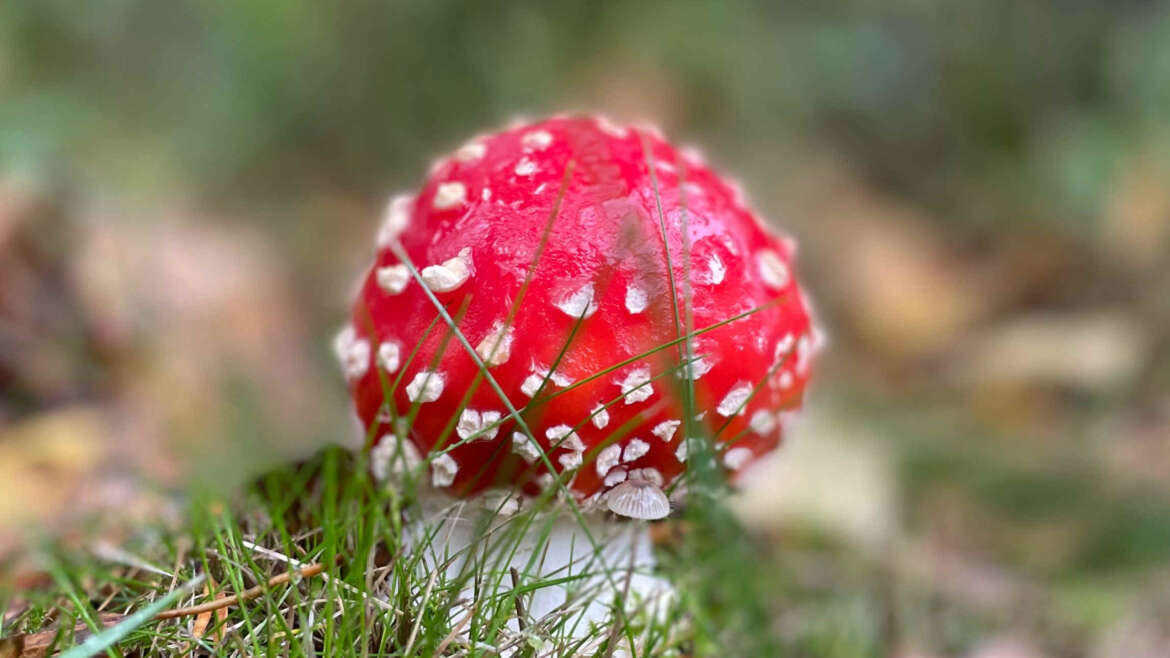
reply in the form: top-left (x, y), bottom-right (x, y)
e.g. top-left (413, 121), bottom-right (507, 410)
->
top-left (402, 495), bottom-right (675, 648)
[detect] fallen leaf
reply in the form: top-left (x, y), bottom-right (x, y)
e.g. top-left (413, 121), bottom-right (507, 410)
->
top-left (772, 156), bottom-right (990, 364)
top-left (0, 613), bottom-right (123, 658)
top-left (0, 408), bottom-right (106, 531)
top-left (967, 636), bottom-right (1049, 658)
top-left (190, 581), bottom-right (214, 641)
top-left (189, 577), bottom-right (228, 648)
top-left (952, 311), bottom-right (1149, 393)
top-left (1105, 151), bottom-right (1170, 271)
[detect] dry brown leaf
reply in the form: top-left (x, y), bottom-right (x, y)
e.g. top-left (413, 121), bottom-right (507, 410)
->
top-left (952, 311), bottom-right (1149, 393)
top-left (190, 581), bottom-right (214, 641)
top-left (0, 408), bottom-right (106, 531)
top-left (189, 577), bottom-right (228, 648)
top-left (967, 636), bottom-right (1049, 658)
top-left (72, 214), bottom-right (328, 485)
top-left (1105, 152), bottom-right (1170, 271)
top-left (770, 155), bottom-right (989, 364)
top-left (0, 613), bottom-right (123, 658)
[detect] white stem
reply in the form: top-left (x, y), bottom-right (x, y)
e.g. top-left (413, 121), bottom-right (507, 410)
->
top-left (403, 495), bottom-right (675, 648)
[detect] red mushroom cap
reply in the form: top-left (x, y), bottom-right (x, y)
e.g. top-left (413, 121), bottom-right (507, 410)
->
top-left (337, 116), bottom-right (819, 517)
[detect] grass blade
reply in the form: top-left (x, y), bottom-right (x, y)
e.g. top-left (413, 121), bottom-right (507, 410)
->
top-left (58, 574), bottom-right (207, 658)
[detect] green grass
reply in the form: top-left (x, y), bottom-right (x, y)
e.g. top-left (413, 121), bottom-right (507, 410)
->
top-left (2, 445), bottom-right (794, 656)
top-left (8, 397), bottom-right (1159, 656)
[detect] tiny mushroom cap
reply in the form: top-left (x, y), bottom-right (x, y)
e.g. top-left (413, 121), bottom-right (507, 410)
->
top-left (339, 116), bottom-right (819, 519)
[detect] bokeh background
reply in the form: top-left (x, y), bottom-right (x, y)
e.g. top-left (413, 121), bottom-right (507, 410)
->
top-left (3, 2), bottom-right (1170, 655)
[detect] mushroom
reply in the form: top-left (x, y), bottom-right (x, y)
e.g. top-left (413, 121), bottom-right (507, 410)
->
top-left (337, 116), bottom-right (819, 642)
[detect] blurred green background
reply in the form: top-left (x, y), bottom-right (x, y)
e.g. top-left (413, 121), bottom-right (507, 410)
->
top-left (3, 1), bottom-right (1170, 655)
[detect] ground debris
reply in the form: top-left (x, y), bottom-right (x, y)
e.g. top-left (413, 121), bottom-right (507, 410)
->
top-left (0, 613), bottom-right (124, 658)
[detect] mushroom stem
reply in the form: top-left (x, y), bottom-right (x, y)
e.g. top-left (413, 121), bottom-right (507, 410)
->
top-left (403, 495), bottom-right (674, 642)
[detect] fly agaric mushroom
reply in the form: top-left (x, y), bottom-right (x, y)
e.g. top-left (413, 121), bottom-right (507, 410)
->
top-left (337, 115), bottom-right (819, 638)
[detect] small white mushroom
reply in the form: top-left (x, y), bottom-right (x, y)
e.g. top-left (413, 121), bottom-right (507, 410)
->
top-left (554, 282), bottom-right (598, 319)
top-left (717, 382), bottom-right (753, 417)
top-left (377, 341), bottom-right (401, 373)
top-left (596, 444), bottom-right (622, 477)
top-left (622, 439), bottom-right (651, 463)
top-left (333, 325), bottom-right (370, 381)
top-left (405, 370), bottom-right (445, 403)
top-left (757, 250), bottom-right (790, 289)
top-left (431, 453), bottom-right (459, 487)
top-left (420, 247), bottom-right (471, 292)
top-left (605, 480), bottom-right (670, 520)
top-left (618, 366), bottom-right (653, 405)
top-left (375, 264), bottom-right (410, 295)
top-left (433, 182), bottom-right (467, 210)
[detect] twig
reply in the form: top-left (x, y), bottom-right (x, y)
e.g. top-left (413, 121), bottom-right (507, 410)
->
top-left (509, 567), bottom-right (528, 632)
top-left (239, 539), bottom-right (397, 613)
top-left (0, 614), bottom-right (124, 658)
top-left (153, 563), bottom-right (324, 620)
